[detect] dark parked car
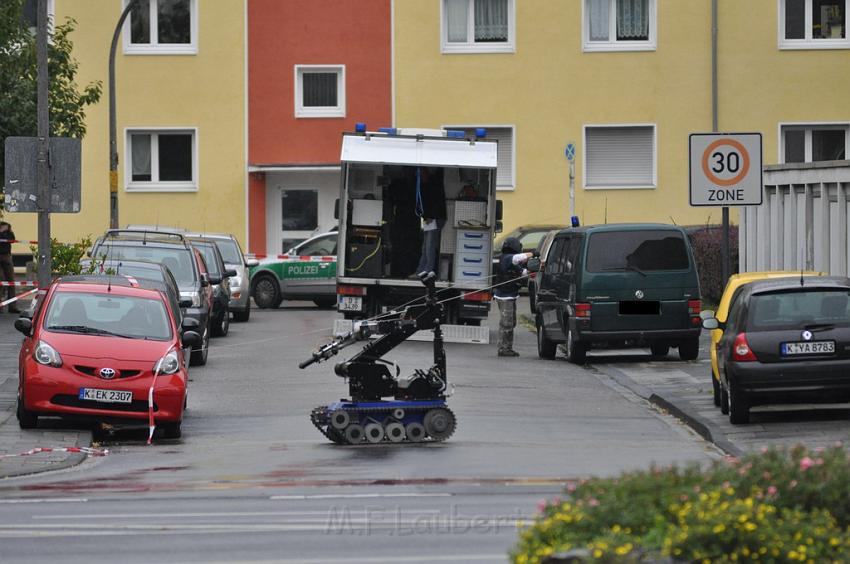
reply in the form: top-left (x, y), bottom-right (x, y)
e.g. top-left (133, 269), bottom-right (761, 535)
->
top-left (535, 224), bottom-right (702, 364)
top-left (90, 230), bottom-right (213, 366)
top-left (703, 276), bottom-right (850, 425)
top-left (188, 238), bottom-right (237, 337)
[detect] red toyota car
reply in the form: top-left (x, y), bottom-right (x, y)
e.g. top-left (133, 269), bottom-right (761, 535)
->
top-left (15, 276), bottom-right (201, 439)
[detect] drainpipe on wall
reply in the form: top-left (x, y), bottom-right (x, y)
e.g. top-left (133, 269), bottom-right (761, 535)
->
top-left (712, 0), bottom-right (731, 283)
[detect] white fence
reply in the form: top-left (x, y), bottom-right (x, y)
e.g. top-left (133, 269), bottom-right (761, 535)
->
top-left (740, 161), bottom-right (850, 276)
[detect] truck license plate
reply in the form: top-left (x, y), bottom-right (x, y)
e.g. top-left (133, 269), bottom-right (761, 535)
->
top-left (781, 341), bottom-right (835, 356)
top-left (79, 388), bottom-right (133, 404)
top-left (338, 296), bottom-right (362, 312)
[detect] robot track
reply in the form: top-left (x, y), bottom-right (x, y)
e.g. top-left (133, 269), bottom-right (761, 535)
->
top-left (311, 400), bottom-right (456, 445)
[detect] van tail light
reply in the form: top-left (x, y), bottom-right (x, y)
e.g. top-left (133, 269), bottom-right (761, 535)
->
top-left (688, 299), bottom-right (702, 325)
top-left (462, 290), bottom-right (491, 302)
top-left (575, 302), bottom-right (591, 319)
top-left (338, 285), bottom-right (366, 296)
top-left (732, 333), bottom-right (757, 362)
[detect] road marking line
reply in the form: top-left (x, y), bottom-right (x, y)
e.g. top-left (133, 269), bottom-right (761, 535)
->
top-left (34, 510), bottom-right (442, 520)
top-left (0, 498), bottom-right (87, 504)
top-left (270, 493), bottom-right (453, 500)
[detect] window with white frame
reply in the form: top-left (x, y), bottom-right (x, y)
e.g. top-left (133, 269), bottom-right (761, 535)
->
top-left (21, 0), bottom-right (55, 34)
top-left (781, 124), bottom-right (849, 162)
top-left (124, 0), bottom-right (197, 55)
top-left (584, 125), bottom-right (655, 189)
top-left (584, 0), bottom-right (656, 51)
top-left (780, 0), bottom-right (849, 48)
top-left (126, 129), bottom-right (197, 191)
top-left (295, 66), bottom-right (345, 118)
top-left (442, 0), bottom-right (515, 53)
top-left (444, 126), bottom-right (515, 189)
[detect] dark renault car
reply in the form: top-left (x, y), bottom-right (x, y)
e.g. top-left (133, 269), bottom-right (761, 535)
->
top-left (535, 224), bottom-right (702, 364)
top-left (90, 230), bottom-right (213, 366)
top-left (188, 238), bottom-right (236, 337)
top-left (704, 276), bottom-right (850, 425)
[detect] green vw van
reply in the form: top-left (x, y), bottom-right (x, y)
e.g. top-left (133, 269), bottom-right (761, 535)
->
top-left (534, 224), bottom-right (702, 364)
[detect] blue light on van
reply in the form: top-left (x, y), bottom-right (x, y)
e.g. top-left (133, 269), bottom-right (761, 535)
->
top-left (475, 128), bottom-right (487, 138)
top-left (571, 215), bottom-right (580, 227)
top-left (378, 127), bottom-right (398, 135)
top-left (355, 123), bottom-right (367, 133)
top-left (446, 130), bottom-right (465, 139)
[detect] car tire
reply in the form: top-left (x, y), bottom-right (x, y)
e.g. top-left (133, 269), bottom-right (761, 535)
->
top-left (728, 381), bottom-right (750, 425)
top-left (190, 326), bottom-right (209, 366)
top-left (566, 327), bottom-right (587, 365)
top-left (529, 285), bottom-right (537, 314)
top-left (537, 317), bottom-right (556, 359)
top-left (252, 274), bottom-right (282, 309)
top-left (233, 302), bottom-right (250, 322)
top-left (313, 297), bottom-right (336, 309)
top-left (650, 344), bottom-right (670, 358)
top-left (712, 373), bottom-right (722, 407)
top-left (212, 307), bottom-right (230, 337)
top-left (161, 421), bottom-right (182, 439)
top-left (720, 377), bottom-right (730, 415)
top-left (16, 391), bottom-right (37, 429)
top-left (679, 338), bottom-right (700, 361)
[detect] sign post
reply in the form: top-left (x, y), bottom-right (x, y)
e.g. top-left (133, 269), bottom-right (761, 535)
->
top-left (689, 132), bottom-right (763, 283)
top-left (565, 142), bottom-right (576, 218)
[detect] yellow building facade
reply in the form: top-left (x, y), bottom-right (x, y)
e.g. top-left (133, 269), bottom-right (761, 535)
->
top-left (393, 0), bottom-right (850, 232)
top-left (12, 0), bottom-right (246, 247)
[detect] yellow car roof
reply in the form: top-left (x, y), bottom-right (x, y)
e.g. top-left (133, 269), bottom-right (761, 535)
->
top-left (716, 270), bottom-right (825, 322)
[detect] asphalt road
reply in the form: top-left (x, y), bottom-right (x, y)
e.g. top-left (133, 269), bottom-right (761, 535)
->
top-left (0, 300), bottom-right (721, 563)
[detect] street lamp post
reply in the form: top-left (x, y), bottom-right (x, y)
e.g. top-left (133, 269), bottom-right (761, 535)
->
top-left (108, 0), bottom-right (138, 229)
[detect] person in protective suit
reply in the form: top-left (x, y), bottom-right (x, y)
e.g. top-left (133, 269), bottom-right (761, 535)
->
top-left (494, 237), bottom-right (534, 357)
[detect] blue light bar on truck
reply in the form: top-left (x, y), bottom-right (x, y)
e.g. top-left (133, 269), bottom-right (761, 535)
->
top-left (355, 123), bottom-right (367, 133)
top-left (378, 127), bottom-right (398, 135)
top-left (475, 128), bottom-right (487, 138)
top-left (445, 130), bottom-right (465, 139)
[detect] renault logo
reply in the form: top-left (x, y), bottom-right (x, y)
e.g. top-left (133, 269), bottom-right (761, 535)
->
top-left (801, 330), bottom-right (813, 341)
top-left (635, 290), bottom-right (644, 299)
top-left (99, 367), bottom-right (117, 380)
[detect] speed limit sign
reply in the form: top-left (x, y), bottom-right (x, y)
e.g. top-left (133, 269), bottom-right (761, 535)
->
top-left (689, 133), bottom-right (762, 206)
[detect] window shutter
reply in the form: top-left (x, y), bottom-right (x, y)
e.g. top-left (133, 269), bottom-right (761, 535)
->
top-left (586, 126), bottom-right (654, 187)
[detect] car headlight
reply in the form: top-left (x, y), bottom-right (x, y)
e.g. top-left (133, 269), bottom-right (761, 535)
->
top-left (181, 291), bottom-right (201, 307)
top-left (228, 275), bottom-right (243, 289)
top-left (34, 340), bottom-right (62, 367)
top-left (153, 350), bottom-right (180, 375)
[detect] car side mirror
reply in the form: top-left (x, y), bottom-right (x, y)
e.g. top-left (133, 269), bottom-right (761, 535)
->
top-left (244, 257), bottom-right (259, 268)
top-left (208, 274), bottom-right (222, 285)
top-left (200, 274), bottom-right (210, 287)
top-left (178, 299), bottom-right (193, 309)
top-left (181, 330), bottom-right (201, 349)
top-left (182, 317), bottom-right (200, 331)
top-left (224, 269), bottom-right (238, 278)
top-left (702, 317), bottom-right (720, 330)
top-left (526, 257), bottom-right (541, 272)
top-left (334, 198), bottom-right (340, 220)
top-left (14, 318), bottom-right (32, 336)
top-left (495, 199), bottom-right (503, 221)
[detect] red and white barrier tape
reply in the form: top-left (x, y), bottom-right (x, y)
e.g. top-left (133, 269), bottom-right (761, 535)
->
top-left (0, 288), bottom-right (38, 307)
top-left (252, 254), bottom-right (335, 261)
top-left (0, 446), bottom-right (109, 459)
top-left (0, 281), bottom-right (38, 287)
top-left (3, 240), bottom-right (39, 245)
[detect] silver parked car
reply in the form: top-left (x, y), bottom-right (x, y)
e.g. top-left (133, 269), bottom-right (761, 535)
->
top-left (184, 232), bottom-right (257, 322)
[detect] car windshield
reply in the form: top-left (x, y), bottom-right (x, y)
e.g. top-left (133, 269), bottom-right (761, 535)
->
top-left (44, 292), bottom-right (172, 340)
top-left (747, 289), bottom-right (850, 331)
top-left (109, 264), bottom-right (164, 283)
top-left (586, 230), bottom-right (689, 272)
top-left (94, 245), bottom-right (196, 286)
top-left (194, 244), bottom-right (222, 276)
top-left (214, 239), bottom-right (242, 265)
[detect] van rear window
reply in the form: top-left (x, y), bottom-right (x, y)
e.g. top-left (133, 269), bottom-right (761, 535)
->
top-left (586, 231), bottom-right (689, 272)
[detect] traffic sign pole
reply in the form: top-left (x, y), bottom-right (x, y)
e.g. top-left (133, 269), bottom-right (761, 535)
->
top-left (566, 142), bottom-right (576, 218)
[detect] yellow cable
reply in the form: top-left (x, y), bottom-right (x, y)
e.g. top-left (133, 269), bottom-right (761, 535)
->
top-left (346, 237), bottom-right (382, 273)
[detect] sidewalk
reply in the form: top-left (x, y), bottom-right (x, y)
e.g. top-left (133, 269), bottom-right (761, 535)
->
top-left (0, 304), bottom-right (92, 480)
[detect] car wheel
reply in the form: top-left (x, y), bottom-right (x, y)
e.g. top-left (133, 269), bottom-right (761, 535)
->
top-left (566, 327), bottom-right (587, 364)
top-left (233, 302), bottom-right (250, 322)
top-left (252, 274), bottom-right (282, 309)
top-left (190, 326), bottom-right (209, 366)
top-left (679, 338), bottom-right (700, 361)
top-left (529, 286), bottom-right (537, 314)
top-left (712, 373), bottom-right (721, 407)
top-left (728, 381), bottom-right (750, 425)
top-left (650, 344), bottom-right (670, 358)
top-left (16, 391), bottom-right (37, 429)
top-left (313, 297), bottom-right (336, 309)
top-left (161, 421), bottom-right (182, 439)
top-left (212, 307), bottom-right (230, 337)
top-left (536, 317), bottom-right (556, 359)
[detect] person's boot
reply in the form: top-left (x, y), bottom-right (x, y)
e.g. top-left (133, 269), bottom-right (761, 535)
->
top-left (498, 349), bottom-right (520, 357)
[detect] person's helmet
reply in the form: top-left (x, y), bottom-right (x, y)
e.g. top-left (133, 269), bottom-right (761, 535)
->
top-left (501, 237), bottom-right (523, 254)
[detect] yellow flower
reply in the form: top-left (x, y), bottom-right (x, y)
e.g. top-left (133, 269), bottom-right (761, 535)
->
top-left (592, 549), bottom-right (603, 558)
top-left (713, 524), bottom-right (726, 533)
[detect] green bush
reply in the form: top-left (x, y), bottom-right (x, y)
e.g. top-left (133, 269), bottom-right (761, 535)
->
top-left (512, 445), bottom-right (850, 563)
top-left (30, 236), bottom-right (100, 276)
